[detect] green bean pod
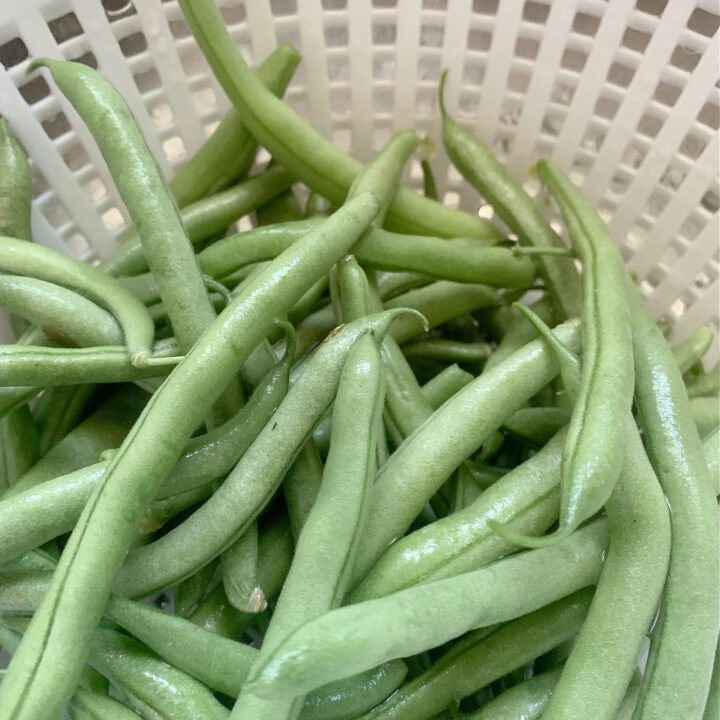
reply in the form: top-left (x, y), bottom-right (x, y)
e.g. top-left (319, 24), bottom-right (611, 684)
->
top-left (0, 119), bottom-right (31, 241)
top-left (420, 364), bottom-right (474, 408)
top-left (402, 338), bottom-right (493, 364)
top-left (180, 0), bottom-right (504, 241)
top-left (0, 275), bottom-right (123, 347)
top-left (0, 195), bottom-right (380, 720)
top-left (222, 523), bottom-right (265, 613)
top-left (671, 325), bottom-right (714, 374)
top-left (101, 167), bottom-right (295, 277)
top-left (533, 159), bottom-right (633, 541)
top-left (0, 405), bottom-right (38, 494)
top-left (33, 384), bottom-right (97, 457)
top-left (256, 187), bottom-right (305, 226)
top-left (351, 318), bottom-right (581, 583)
top-left (248, 521), bottom-right (606, 699)
top-left (0, 236), bottom-right (154, 366)
top-left (502, 406), bottom-right (569, 445)
top-left (283, 439), bottom-right (324, 543)
top-left (625, 279), bottom-right (718, 720)
top-left (68, 685), bottom-right (141, 720)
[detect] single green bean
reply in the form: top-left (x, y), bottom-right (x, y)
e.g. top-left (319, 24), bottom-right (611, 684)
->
top-left (33, 384), bottom-right (97, 457)
top-left (180, 0), bottom-right (504, 241)
top-left (0, 195), bottom-right (381, 720)
top-left (0, 119), bottom-right (31, 241)
top-left (283, 439), bottom-right (324, 543)
top-left (401, 338), bottom-right (493, 364)
top-left (0, 405), bottom-right (38, 494)
top-left (421, 159), bottom-right (439, 201)
top-left (0, 236), bottom-right (154, 366)
top-left (626, 277), bottom-right (718, 720)
top-left (68, 685), bottom-right (141, 720)
top-left (222, 523), bottom-right (265, 614)
top-left (502, 406), bottom-right (569, 445)
top-left (255, 181), bottom-right (305, 226)
top-left (175, 561), bottom-right (218, 618)
top-left (101, 167), bottom-right (295, 277)
top-left (420, 364), bottom-right (474, 408)
top-left (350, 318), bottom-right (581, 584)
top-left (376, 271), bottom-right (429, 301)
top-left (671, 326), bottom-right (714, 374)
top-left (31, 58), bottom-right (217, 354)
top-left (438, 72), bottom-right (582, 319)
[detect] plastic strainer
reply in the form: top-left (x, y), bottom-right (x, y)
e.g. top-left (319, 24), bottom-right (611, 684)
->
top-left (0, 0), bottom-right (717, 364)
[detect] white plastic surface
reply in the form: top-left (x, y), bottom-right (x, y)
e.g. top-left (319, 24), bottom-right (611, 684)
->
top-left (0, 0), bottom-right (718, 361)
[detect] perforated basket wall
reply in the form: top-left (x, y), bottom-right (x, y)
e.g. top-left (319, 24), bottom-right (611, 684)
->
top-left (0, 0), bottom-right (718, 362)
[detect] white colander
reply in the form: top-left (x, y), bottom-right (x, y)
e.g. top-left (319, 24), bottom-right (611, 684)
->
top-left (0, 0), bottom-right (718, 363)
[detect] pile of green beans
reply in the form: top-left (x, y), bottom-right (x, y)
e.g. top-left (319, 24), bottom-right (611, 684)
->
top-left (0, 5), bottom-right (716, 719)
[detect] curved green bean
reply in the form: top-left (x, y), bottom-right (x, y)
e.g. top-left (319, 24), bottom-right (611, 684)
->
top-left (0, 119), bottom-right (31, 242)
top-left (0, 405), bottom-right (38, 494)
top-left (420, 364), bottom-right (474, 408)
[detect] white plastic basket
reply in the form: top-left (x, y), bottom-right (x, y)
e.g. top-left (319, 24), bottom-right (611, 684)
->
top-left (0, 0), bottom-right (718, 363)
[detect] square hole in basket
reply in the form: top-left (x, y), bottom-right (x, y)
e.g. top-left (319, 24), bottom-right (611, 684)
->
top-left (572, 11), bottom-right (600, 36)
top-left (540, 109), bottom-right (565, 138)
top-left (621, 26), bottom-right (651, 53)
top-left (330, 86), bottom-right (351, 115)
top-left (372, 0), bottom-right (397, 7)
top-left (467, 29), bottom-right (492, 52)
top-left (270, 0), bottom-right (297, 15)
top-left (637, 112), bottom-right (663, 139)
top-left (373, 55), bottom-right (395, 80)
top-left (636, 0), bottom-right (668, 17)
top-left (679, 212), bottom-right (705, 242)
top-left (102, 0), bottom-right (136, 20)
top-left (423, 0), bottom-right (448, 9)
top-left (463, 60), bottom-right (485, 86)
top-left (560, 48), bottom-right (587, 73)
top-left (627, 223), bottom-right (647, 250)
top-left (19, 75), bottom-right (51, 105)
top-left (169, 18), bottom-right (192, 39)
top-left (659, 162), bottom-right (687, 192)
top-left (580, 126), bottom-right (605, 152)
top-left (325, 25), bottom-right (349, 48)
top-left (420, 24), bottom-right (444, 48)
top-left (48, 11), bottom-right (83, 44)
top-left (119, 31), bottom-right (148, 58)
top-left (499, 99), bottom-right (522, 128)
top-left (102, 207), bottom-right (125, 230)
top-left (653, 80), bottom-right (681, 108)
top-left (609, 171), bottom-right (630, 196)
top-left (332, 127), bottom-right (351, 151)
top-left (621, 141), bottom-right (646, 169)
top-left (697, 101), bottom-right (720, 131)
top-left (607, 61), bottom-right (634, 88)
top-left (0, 37), bottom-right (28, 69)
top-left (522, 0), bottom-right (549, 23)
top-left (287, 93), bottom-right (309, 119)
top-left (594, 94), bottom-right (619, 121)
top-left (150, 101), bottom-right (173, 127)
top-left (701, 190), bottom-right (720, 213)
top-left (66, 232), bottom-right (89, 256)
top-left (44, 197), bottom-right (71, 228)
top-left (678, 130), bottom-right (707, 160)
top-left (670, 44), bottom-right (702, 73)
top-left (688, 7), bottom-right (720, 37)
top-left (219, 3), bottom-right (246, 26)
top-left (192, 86), bottom-right (216, 113)
top-left (323, 0), bottom-right (347, 7)
top-left (508, 68), bottom-right (530, 94)
top-left (416, 87), bottom-right (437, 119)
top-left (473, 0), bottom-right (499, 14)
top-left (134, 67), bottom-right (161, 93)
top-left (373, 22), bottom-right (397, 46)
top-left (373, 126), bottom-right (392, 151)
top-left (646, 189), bottom-right (670, 218)
top-left (180, 48), bottom-right (207, 76)
top-left (83, 176), bottom-right (107, 202)
top-left (515, 36), bottom-right (540, 60)
top-left (203, 119), bottom-right (220, 137)
top-left (163, 135), bottom-right (185, 160)
top-left (418, 55), bottom-right (441, 81)
top-left (373, 86), bottom-right (393, 113)
top-left (328, 53), bottom-right (350, 82)
top-left (550, 79), bottom-right (575, 106)
top-left (63, 144), bottom-right (90, 172)
top-left (42, 110), bottom-right (71, 140)
top-left (69, 50), bottom-right (98, 69)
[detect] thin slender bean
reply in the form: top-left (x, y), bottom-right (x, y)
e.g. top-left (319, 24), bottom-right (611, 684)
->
top-left (249, 528), bottom-right (604, 701)
top-left (0, 119), bottom-right (31, 241)
top-left (180, 0), bottom-right (504, 241)
top-left (350, 318), bottom-right (581, 584)
top-left (438, 72), bottom-right (582, 319)
top-left (68, 685), bottom-right (142, 720)
top-left (101, 167), bottom-right (295, 277)
top-left (502, 407), bottom-right (569, 445)
top-left (401, 338), bottom-right (493, 363)
top-left (626, 278), bottom-right (718, 720)
top-left (0, 236), bottom-right (153, 366)
top-left (283, 439), bottom-right (324, 543)
top-left (376, 271), bottom-right (428, 300)
top-left (31, 59), bottom-right (216, 354)
top-left (175, 561), bottom-right (218, 618)
top-left (0, 195), bottom-right (381, 720)
top-left (420, 365), bottom-right (474, 408)
top-left (0, 405), bottom-right (38, 494)
top-left (222, 523), bottom-right (266, 614)
top-left (670, 325), bottom-right (714, 374)
top-left (113, 309), bottom-right (411, 599)
top-left (421, 159), bottom-right (439, 201)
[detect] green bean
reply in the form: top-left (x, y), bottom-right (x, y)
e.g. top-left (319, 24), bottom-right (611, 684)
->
top-left (113, 309), bottom-right (410, 599)
top-left (222, 523), bottom-right (265, 614)
top-left (0, 236), bottom-right (154, 366)
top-left (671, 325), bottom-right (714, 374)
top-left (180, 0), bottom-right (504, 241)
top-left (175, 561), bottom-right (218, 618)
top-left (300, 662), bottom-right (409, 720)
top-left (421, 159), bottom-right (439, 201)
top-left (170, 45), bottom-right (301, 208)
top-left (376, 271), bottom-right (429, 301)
top-left (352, 431), bottom-right (565, 603)
top-left (31, 59), bottom-right (217, 357)
top-left (248, 520), bottom-right (605, 699)
top-left (255, 180), bottom-right (305, 226)
top-left (483, 297), bottom-right (553, 372)
top-left (0, 275), bottom-right (123, 347)
top-left (232, 334), bottom-right (385, 718)
top-left (420, 364), bottom-right (474, 408)
top-left (0, 195), bottom-right (381, 720)
top-left (101, 167), bottom-right (295, 277)
top-left (0, 405), bottom-right (38, 494)
top-left (625, 278), bottom-right (718, 720)
top-left (461, 667), bottom-right (562, 719)
top-left (687, 362), bottom-right (719, 398)
top-left (525, 159), bottom-right (633, 543)
top-left (138, 483), bottom-right (214, 535)
top-left (0, 341), bottom-right (181, 388)
top-left (283, 439), bottom-right (324, 543)
top-left (350, 318), bottom-right (581, 583)
top-left (68, 685), bottom-right (141, 720)
top-left (33, 384), bottom-right (97, 457)
top-left (401, 338), bottom-right (493, 364)
top-left (690, 396), bottom-right (720, 437)
top-left (438, 73), bottom-right (582, 319)
top-left (502, 406), bottom-right (569, 445)
top-left (0, 119), bottom-right (31, 242)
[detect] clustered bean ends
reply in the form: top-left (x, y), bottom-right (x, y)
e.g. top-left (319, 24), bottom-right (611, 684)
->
top-left (0, 2), bottom-right (716, 720)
